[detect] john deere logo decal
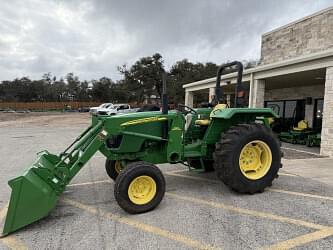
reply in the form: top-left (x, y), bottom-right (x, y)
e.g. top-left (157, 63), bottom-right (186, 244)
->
top-left (121, 117), bottom-right (167, 126)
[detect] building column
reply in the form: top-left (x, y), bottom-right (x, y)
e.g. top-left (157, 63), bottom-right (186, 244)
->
top-left (185, 91), bottom-right (194, 108)
top-left (250, 79), bottom-right (265, 108)
top-left (320, 67), bottom-right (333, 157)
top-left (209, 87), bottom-right (215, 103)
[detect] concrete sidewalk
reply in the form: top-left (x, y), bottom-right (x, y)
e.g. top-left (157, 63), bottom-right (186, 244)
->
top-left (282, 157), bottom-right (333, 186)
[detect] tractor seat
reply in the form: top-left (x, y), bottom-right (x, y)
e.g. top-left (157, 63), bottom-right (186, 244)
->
top-left (293, 120), bottom-right (308, 131)
top-left (195, 104), bottom-right (227, 126)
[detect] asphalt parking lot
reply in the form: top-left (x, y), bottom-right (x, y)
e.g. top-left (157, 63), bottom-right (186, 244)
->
top-left (0, 113), bottom-right (332, 250)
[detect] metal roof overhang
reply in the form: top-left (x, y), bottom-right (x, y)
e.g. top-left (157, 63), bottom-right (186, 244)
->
top-left (183, 49), bottom-right (333, 92)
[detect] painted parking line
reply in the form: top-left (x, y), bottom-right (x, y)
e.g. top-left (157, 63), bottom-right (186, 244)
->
top-left (165, 170), bottom-right (296, 184)
top-left (68, 179), bottom-right (111, 187)
top-left (267, 188), bottom-right (333, 202)
top-left (67, 179), bottom-right (327, 230)
top-left (0, 204), bottom-right (8, 221)
top-left (66, 172), bottom-right (333, 204)
top-left (278, 172), bottom-right (298, 177)
top-left (166, 169), bottom-right (297, 177)
top-left (166, 171), bottom-right (220, 183)
top-left (164, 171), bottom-right (333, 202)
top-left (262, 227), bottom-right (333, 250)
top-left (62, 198), bottom-right (220, 250)
top-left (65, 178), bottom-right (333, 248)
top-left (0, 204), bottom-right (28, 250)
top-left (281, 146), bottom-right (322, 157)
top-left (0, 237), bottom-right (28, 250)
top-left (166, 192), bottom-right (326, 230)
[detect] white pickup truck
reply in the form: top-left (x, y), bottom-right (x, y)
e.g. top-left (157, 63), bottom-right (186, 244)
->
top-left (89, 103), bottom-right (113, 115)
top-left (97, 103), bottom-right (138, 116)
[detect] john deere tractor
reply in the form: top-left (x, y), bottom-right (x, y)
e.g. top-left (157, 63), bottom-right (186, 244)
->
top-left (2, 61), bottom-right (281, 236)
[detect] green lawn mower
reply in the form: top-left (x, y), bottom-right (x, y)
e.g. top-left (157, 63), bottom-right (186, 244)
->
top-left (306, 132), bottom-right (321, 147)
top-left (279, 118), bottom-right (321, 147)
top-left (279, 120), bottom-right (313, 144)
top-left (2, 61), bottom-right (282, 236)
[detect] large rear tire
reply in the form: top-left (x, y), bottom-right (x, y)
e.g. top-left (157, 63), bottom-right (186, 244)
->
top-left (114, 161), bottom-right (165, 214)
top-left (214, 123), bottom-right (281, 194)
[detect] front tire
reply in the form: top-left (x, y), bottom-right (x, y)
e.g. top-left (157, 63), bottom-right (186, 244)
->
top-left (114, 161), bottom-right (165, 214)
top-left (214, 123), bottom-right (281, 194)
top-left (105, 160), bottom-right (122, 181)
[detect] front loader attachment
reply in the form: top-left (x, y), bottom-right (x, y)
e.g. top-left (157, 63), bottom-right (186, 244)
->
top-left (2, 120), bottom-right (106, 236)
top-left (3, 153), bottom-right (60, 236)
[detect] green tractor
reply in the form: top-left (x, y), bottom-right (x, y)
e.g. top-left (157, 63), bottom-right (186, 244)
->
top-left (2, 61), bottom-right (281, 236)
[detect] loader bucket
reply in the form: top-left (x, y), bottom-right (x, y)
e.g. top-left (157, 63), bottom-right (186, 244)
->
top-left (2, 121), bottom-right (104, 236)
top-left (2, 152), bottom-right (64, 236)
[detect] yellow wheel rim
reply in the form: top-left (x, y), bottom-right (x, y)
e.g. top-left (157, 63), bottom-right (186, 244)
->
top-left (239, 140), bottom-right (272, 180)
top-left (128, 176), bottom-right (157, 205)
top-left (115, 161), bottom-right (122, 174)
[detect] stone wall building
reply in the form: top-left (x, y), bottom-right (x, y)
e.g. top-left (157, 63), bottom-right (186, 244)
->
top-left (260, 8), bottom-right (333, 65)
top-left (183, 6), bottom-right (333, 157)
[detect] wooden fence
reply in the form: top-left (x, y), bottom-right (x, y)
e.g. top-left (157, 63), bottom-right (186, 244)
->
top-left (0, 102), bottom-right (101, 111)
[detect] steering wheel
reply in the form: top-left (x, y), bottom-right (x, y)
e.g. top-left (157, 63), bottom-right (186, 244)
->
top-left (177, 104), bottom-right (198, 115)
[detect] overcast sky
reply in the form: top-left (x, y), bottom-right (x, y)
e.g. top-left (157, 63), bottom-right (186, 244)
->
top-left (0, 0), bottom-right (332, 81)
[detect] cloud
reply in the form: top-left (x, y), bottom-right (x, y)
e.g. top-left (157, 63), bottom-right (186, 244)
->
top-left (0, 0), bottom-right (332, 81)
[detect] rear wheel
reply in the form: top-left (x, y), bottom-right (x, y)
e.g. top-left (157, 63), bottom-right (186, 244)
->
top-left (214, 123), bottom-right (281, 194)
top-left (105, 160), bottom-right (123, 181)
top-left (114, 161), bottom-right (165, 214)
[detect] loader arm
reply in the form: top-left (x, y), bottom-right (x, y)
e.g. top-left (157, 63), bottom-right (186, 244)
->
top-left (3, 111), bottom-right (185, 236)
top-left (2, 120), bottom-right (108, 236)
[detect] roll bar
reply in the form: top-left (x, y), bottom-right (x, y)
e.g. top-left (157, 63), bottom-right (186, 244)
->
top-left (214, 61), bottom-right (243, 107)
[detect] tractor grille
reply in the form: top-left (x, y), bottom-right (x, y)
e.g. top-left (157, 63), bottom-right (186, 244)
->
top-left (106, 135), bottom-right (123, 148)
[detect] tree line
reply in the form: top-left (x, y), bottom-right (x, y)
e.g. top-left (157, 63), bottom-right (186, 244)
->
top-left (0, 53), bottom-right (257, 105)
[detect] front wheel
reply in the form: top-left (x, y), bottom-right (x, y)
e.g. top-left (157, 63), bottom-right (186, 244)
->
top-left (105, 160), bottom-right (123, 181)
top-left (214, 123), bottom-right (281, 194)
top-left (114, 162), bottom-right (166, 214)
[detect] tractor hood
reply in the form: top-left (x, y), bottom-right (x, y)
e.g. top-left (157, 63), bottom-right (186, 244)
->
top-left (97, 110), bottom-right (164, 119)
top-left (92, 110), bottom-right (174, 130)
top-left (210, 108), bottom-right (279, 119)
